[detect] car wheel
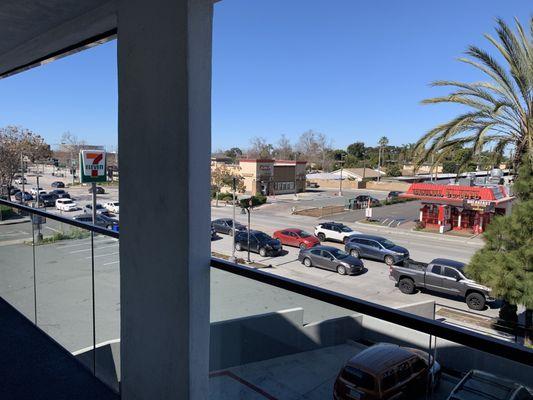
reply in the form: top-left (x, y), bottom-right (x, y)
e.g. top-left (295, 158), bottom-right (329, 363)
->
top-left (228, 230), bottom-right (233, 236)
top-left (106, 225), bottom-right (112, 230)
top-left (398, 278), bottom-right (415, 294)
top-left (317, 233), bottom-right (326, 242)
top-left (299, 242), bottom-right (307, 250)
top-left (343, 236), bottom-right (350, 244)
top-left (235, 242), bottom-right (242, 251)
top-left (259, 247), bottom-right (267, 257)
top-left (384, 255), bottom-right (395, 266)
top-left (350, 249), bottom-right (360, 258)
top-left (466, 292), bottom-right (485, 310)
top-left (337, 265), bottom-right (347, 275)
top-left (303, 258), bottom-right (312, 268)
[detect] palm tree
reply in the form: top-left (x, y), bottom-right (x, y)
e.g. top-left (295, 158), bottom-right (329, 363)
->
top-left (415, 17), bottom-right (532, 173)
top-left (377, 136), bottom-right (389, 180)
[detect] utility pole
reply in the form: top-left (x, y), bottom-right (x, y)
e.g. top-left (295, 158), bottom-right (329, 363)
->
top-left (20, 154), bottom-right (25, 204)
top-left (35, 175), bottom-right (43, 242)
top-left (230, 177), bottom-right (237, 263)
top-left (339, 161), bottom-right (344, 196)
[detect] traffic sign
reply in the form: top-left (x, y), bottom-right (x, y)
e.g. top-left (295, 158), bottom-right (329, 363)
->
top-left (79, 150), bottom-right (107, 183)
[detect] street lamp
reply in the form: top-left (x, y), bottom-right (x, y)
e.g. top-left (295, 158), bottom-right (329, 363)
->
top-left (240, 197), bottom-right (253, 263)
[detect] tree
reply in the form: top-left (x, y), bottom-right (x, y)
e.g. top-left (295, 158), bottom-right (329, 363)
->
top-left (415, 18), bottom-right (533, 173)
top-left (386, 164), bottom-right (402, 177)
top-left (466, 158), bottom-right (533, 343)
top-left (347, 142), bottom-right (365, 159)
top-left (60, 131), bottom-right (86, 167)
top-left (211, 163), bottom-right (244, 206)
top-left (273, 134), bottom-right (294, 160)
top-left (224, 147), bottom-right (243, 162)
top-left (247, 137), bottom-right (273, 159)
top-left (0, 126), bottom-right (51, 188)
top-left (377, 136), bottom-right (389, 180)
top-left (296, 130), bottom-right (333, 170)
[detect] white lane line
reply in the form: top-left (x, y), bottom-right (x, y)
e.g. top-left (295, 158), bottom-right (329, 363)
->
top-left (45, 226), bottom-right (62, 233)
top-left (55, 235), bottom-right (109, 249)
top-left (69, 244), bottom-right (118, 254)
top-left (85, 251), bottom-right (119, 259)
top-left (103, 260), bottom-right (119, 266)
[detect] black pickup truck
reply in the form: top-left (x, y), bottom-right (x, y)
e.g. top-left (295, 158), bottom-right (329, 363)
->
top-left (389, 258), bottom-right (493, 310)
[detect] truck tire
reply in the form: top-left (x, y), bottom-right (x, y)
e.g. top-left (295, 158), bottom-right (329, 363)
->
top-left (384, 255), bottom-right (395, 266)
top-left (398, 278), bottom-right (415, 294)
top-left (466, 292), bottom-right (485, 310)
top-left (317, 233), bottom-right (326, 242)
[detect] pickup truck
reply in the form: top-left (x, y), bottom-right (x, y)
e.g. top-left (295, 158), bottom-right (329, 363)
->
top-left (389, 258), bottom-right (492, 310)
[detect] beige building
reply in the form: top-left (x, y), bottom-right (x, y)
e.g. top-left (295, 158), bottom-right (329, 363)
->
top-left (211, 158), bottom-right (307, 195)
top-left (402, 163), bottom-right (443, 176)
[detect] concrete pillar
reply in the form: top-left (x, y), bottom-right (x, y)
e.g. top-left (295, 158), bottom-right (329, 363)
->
top-left (117, 0), bottom-right (212, 399)
top-left (457, 213), bottom-right (462, 228)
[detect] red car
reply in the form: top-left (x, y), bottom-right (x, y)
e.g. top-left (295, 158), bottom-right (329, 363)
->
top-left (273, 228), bottom-right (320, 249)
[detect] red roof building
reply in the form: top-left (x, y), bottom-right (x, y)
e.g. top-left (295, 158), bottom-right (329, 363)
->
top-left (401, 183), bottom-right (515, 234)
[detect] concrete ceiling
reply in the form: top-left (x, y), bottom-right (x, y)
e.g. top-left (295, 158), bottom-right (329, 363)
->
top-left (0, 0), bottom-right (117, 77)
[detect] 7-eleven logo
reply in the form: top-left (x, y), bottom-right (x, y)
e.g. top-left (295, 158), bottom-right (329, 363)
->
top-left (86, 153), bottom-right (103, 177)
top-left (80, 150), bottom-right (106, 183)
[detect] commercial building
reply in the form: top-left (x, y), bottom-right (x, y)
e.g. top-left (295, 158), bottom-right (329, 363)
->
top-left (211, 158), bottom-right (307, 195)
top-left (401, 182), bottom-right (515, 234)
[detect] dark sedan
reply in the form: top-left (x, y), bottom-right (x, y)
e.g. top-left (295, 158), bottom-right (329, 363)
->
top-left (73, 213), bottom-right (119, 230)
top-left (298, 245), bottom-right (364, 275)
top-left (234, 230), bottom-right (282, 257)
top-left (14, 191), bottom-right (33, 202)
top-left (88, 186), bottom-right (105, 194)
top-left (51, 181), bottom-right (65, 188)
top-left (211, 218), bottom-right (246, 236)
top-left (345, 234), bottom-right (409, 266)
top-left (38, 194), bottom-right (58, 207)
top-left (50, 189), bottom-right (70, 199)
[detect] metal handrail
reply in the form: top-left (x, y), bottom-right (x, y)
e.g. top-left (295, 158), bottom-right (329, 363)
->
top-left (2, 198), bottom-right (531, 366)
top-left (0, 198), bottom-right (119, 239)
top-left (210, 257), bottom-right (533, 367)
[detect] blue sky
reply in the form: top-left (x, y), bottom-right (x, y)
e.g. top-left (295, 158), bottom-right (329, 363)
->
top-left (0, 0), bottom-right (530, 151)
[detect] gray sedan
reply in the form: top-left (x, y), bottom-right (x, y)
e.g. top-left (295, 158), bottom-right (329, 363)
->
top-left (298, 245), bottom-right (364, 275)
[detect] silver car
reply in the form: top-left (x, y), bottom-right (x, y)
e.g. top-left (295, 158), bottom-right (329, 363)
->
top-left (298, 245), bottom-right (364, 275)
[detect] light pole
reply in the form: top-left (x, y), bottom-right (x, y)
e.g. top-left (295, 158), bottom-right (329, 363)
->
top-left (230, 177), bottom-right (237, 263)
top-left (338, 154), bottom-right (346, 196)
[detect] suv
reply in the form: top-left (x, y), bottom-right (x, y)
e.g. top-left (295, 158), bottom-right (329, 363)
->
top-left (51, 181), bottom-right (65, 188)
top-left (345, 235), bottom-right (409, 266)
top-left (314, 222), bottom-right (361, 244)
top-left (447, 370), bottom-right (533, 400)
top-left (84, 203), bottom-right (107, 214)
top-left (37, 193), bottom-right (58, 207)
top-left (234, 230), bottom-right (282, 257)
top-left (334, 343), bottom-right (440, 400)
top-left (56, 198), bottom-right (77, 211)
top-left (74, 213), bottom-right (119, 230)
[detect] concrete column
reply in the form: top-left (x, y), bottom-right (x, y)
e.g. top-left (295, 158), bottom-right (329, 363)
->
top-left (457, 213), bottom-right (462, 228)
top-left (117, 0), bottom-right (212, 399)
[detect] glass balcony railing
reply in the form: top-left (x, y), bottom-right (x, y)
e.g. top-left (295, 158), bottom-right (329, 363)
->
top-left (1, 198), bottom-right (531, 399)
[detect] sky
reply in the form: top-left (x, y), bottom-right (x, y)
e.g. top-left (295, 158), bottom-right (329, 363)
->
top-left (0, 0), bottom-right (530, 151)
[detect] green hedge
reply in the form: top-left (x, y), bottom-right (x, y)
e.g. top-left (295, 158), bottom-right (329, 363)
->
top-left (240, 194), bottom-right (267, 208)
top-left (0, 205), bottom-right (14, 220)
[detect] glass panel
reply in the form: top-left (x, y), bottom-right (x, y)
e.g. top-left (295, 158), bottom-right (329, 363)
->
top-left (0, 205), bottom-right (35, 321)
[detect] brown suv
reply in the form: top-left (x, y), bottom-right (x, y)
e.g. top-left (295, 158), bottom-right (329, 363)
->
top-left (333, 343), bottom-right (441, 400)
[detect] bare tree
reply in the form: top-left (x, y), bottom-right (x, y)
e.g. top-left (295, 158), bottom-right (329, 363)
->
top-left (296, 130), bottom-right (332, 170)
top-left (273, 134), bottom-right (294, 160)
top-left (247, 137), bottom-right (273, 159)
top-left (60, 131), bottom-right (87, 167)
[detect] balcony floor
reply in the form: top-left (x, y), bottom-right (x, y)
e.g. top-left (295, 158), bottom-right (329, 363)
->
top-left (0, 297), bottom-right (119, 400)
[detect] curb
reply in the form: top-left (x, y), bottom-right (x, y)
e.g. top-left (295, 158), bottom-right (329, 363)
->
top-left (0, 217), bottom-right (31, 226)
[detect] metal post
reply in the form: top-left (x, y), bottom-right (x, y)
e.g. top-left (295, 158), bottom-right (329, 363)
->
top-left (31, 218), bottom-right (37, 325)
top-left (378, 146), bottom-right (381, 182)
top-left (339, 161), bottom-right (343, 196)
top-left (90, 181), bottom-right (97, 375)
top-left (35, 176), bottom-right (43, 242)
top-left (20, 154), bottom-right (25, 205)
top-left (230, 177), bottom-right (236, 262)
top-left (246, 206), bottom-right (251, 263)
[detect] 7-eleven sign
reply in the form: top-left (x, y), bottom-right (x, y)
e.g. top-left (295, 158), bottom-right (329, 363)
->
top-left (79, 150), bottom-right (107, 183)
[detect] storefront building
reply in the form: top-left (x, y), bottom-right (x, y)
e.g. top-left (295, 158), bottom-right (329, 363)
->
top-left (401, 183), bottom-right (515, 234)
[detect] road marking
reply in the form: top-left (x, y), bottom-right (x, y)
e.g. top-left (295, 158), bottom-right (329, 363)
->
top-left (69, 244), bottom-right (118, 254)
top-left (85, 251), bottom-right (119, 259)
top-left (103, 260), bottom-right (119, 266)
top-left (45, 226), bottom-right (62, 233)
top-left (56, 236), bottom-right (111, 249)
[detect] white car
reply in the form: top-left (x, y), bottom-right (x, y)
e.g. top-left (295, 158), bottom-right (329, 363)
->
top-left (56, 198), bottom-right (77, 211)
top-left (30, 188), bottom-right (46, 196)
top-left (15, 177), bottom-right (27, 184)
top-left (314, 222), bottom-right (362, 244)
top-left (104, 202), bottom-right (120, 213)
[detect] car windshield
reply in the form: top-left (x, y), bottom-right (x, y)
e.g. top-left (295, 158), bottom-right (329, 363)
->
top-left (378, 239), bottom-right (397, 249)
top-left (62, 200), bottom-right (73, 204)
top-left (331, 249), bottom-right (349, 259)
top-left (299, 231), bottom-right (312, 238)
top-left (339, 225), bottom-right (352, 232)
top-left (254, 232), bottom-right (272, 241)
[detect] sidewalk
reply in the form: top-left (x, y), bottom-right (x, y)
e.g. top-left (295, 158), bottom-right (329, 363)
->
top-left (0, 216), bottom-right (30, 226)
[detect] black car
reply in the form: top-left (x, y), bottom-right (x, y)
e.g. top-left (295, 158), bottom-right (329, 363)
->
top-left (386, 191), bottom-right (403, 201)
top-left (234, 230), bottom-right (282, 257)
top-left (50, 189), bottom-right (70, 199)
top-left (9, 187), bottom-right (20, 196)
top-left (14, 191), bottom-right (33, 202)
top-left (345, 234), bottom-right (409, 266)
top-left (88, 186), bottom-right (105, 194)
top-left (51, 181), bottom-right (65, 188)
top-left (38, 193), bottom-right (59, 207)
top-left (211, 218), bottom-right (246, 235)
top-left (73, 213), bottom-right (119, 230)
top-left (354, 195), bottom-right (380, 206)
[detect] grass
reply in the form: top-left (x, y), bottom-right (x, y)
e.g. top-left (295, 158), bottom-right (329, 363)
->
top-left (26, 229), bottom-right (91, 246)
top-left (0, 205), bottom-right (15, 220)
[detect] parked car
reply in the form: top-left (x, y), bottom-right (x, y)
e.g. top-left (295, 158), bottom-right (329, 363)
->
top-left (298, 245), bottom-right (364, 275)
top-left (84, 203), bottom-right (107, 214)
top-left (50, 189), bottom-right (70, 199)
top-left (314, 222), bottom-right (362, 244)
top-left (74, 213), bottom-right (119, 230)
top-left (386, 191), bottom-right (403, 201)
top-left (9, 187), bottom-right (20, 196)
top-left (234, 230), bottom-right (282, 257)
top-left (211, 225), bottom-right (217, 240)
top-left (307, 182), bottom-right (320, 188)
top-left (88, 186), bottom-right (105, 194)
top-left (14, 177), bottom-right (27, 184)
top-left (345, 234), bottom-right (409, 266)
top-left (211, 218), bottom-right (246, 236)
top-left (273, 228), bottom-right (320, 249)
top-left (37, 193), bottom-right (58, 207)
top-left (447, 370), bottom-right (533, 400)
top-left (14, 191), bottom-right (33, 202)
top-left (56, 198), bottom-right (77, 211)
top-left (334, 343), bottom-right (441, 400)
top-left (104, 201), bottom-right (120, 213)
top-left (51, 181), bottom-right (65, 188)
top-left (30, 187), bottom-right (46, 196)
top-left (389, 258), bottom-right (493, 310)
